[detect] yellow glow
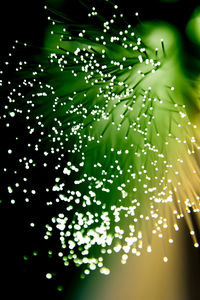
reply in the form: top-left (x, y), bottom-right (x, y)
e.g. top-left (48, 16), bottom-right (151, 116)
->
top-left (163, 256), bottom-right (168, 263)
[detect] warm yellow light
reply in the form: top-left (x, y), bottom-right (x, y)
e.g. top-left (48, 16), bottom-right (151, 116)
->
top-left (163, 256), bottom-right (168, 263)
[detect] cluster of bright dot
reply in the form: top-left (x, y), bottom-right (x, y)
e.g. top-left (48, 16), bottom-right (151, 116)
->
top-left (1, 2), bottom-right (200, 277)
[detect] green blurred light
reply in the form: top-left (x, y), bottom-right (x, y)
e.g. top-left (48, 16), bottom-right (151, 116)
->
top-left (186, 6), bottom-right (200, 45)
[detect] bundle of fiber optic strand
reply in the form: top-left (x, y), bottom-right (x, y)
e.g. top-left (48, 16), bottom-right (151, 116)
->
top-left (1, 0), bottom-right (200, 277)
